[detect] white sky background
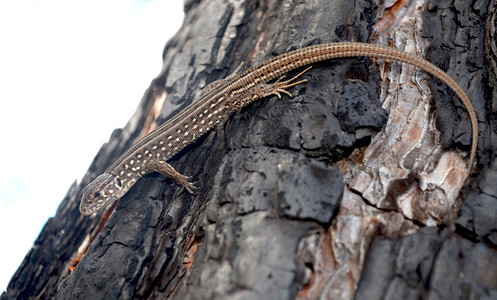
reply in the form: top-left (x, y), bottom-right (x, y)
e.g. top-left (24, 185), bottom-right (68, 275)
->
top-left (0, 0), bottom-right (184, 292)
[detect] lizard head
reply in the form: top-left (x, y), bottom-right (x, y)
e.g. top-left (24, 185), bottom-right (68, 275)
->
top-left (80, 173), bottom-right (123, 216)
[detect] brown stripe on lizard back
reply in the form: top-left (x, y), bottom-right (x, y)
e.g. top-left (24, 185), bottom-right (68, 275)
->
top-left (80, 42), bottom-right (477, 216)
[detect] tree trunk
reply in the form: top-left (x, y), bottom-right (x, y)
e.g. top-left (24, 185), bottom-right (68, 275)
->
top-left (3, 0), bottom-right (497, 299)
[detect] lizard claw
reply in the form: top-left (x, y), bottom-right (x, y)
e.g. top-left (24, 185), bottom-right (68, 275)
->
top-left (267, 66), bottom-right (311, 98)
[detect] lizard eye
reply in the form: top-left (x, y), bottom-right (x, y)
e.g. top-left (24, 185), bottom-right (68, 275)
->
top-left (116, 178), bottom-right (122, 188)
top-left (94, 191), bottom-right (101, 198)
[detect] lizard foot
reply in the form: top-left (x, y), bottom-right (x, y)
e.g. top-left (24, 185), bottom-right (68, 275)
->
top-left (266, 66), bottom-right (311, 98)
top-left (147, 160), bottom-right (196, 194)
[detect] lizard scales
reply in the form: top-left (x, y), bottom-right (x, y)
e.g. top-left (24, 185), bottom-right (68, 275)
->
top-left (80, 42), bottom-right (478, 216)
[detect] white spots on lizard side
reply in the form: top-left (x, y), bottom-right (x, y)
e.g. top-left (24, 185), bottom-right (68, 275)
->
top-left (143, 150), bottom-right (152, 158)
top-left (110, 100), bottom-right (222, 187)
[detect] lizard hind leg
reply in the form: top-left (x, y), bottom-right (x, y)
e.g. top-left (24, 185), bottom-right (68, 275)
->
top-left (201, 62), bottom-right (246, 96)
top-left (261, 66), bottom-right (311, 98)
top-left (224, 66), bottom-right (312, 111)
top-left (146, 160), bottom-right (196, 194)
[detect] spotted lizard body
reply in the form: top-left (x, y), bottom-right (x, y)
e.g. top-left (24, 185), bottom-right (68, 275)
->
top-left (80, 42), bottom-right (477, 216)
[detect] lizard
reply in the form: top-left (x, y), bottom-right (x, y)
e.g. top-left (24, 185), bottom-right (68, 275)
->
top-left (80, 42), bottom-right (478, 216)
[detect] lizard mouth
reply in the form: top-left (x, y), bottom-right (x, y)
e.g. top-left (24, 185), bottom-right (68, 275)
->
top-left (79, 203), bottom-right (97, 216)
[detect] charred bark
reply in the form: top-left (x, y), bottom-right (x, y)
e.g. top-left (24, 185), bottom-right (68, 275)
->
top-left (3, 0), bottom-right (497, 299)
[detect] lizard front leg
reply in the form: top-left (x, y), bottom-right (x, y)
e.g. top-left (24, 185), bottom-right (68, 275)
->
top-left (146, 160), bottom-right (196, 194)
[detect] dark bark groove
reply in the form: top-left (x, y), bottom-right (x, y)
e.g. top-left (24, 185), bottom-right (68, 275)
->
top-left (2, 0), bottom-right (496, 299)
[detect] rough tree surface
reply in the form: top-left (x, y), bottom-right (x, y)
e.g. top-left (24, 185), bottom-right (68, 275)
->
top-left (2, 0), bottom-right (497, 299)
